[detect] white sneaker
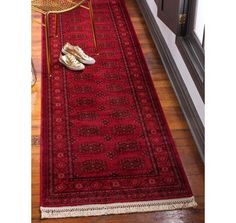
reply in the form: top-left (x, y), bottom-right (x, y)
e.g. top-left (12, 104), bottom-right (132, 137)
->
top-left (62, 42), bottom-right (96, 65)
top-left (59, 52), bottom-right (85, 71)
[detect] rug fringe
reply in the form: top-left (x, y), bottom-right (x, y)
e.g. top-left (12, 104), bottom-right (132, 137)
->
top-left (41, 196), bottom-right (197, 219)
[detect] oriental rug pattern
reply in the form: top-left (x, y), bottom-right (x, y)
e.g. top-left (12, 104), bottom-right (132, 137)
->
top-left (40, 0), bottom-right (197, 218)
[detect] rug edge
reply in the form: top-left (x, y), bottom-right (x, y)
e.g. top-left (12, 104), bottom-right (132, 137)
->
top-left (40, 196), bottom-right (197, 219)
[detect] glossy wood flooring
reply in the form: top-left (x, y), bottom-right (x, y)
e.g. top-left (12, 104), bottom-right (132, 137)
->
top-left (32, 0), bottom-right (204, 222)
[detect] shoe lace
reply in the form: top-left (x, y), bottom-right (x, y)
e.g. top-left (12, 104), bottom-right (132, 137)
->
top-left (75, 47), bottom-right (89, 59)
top-left (67, 53), bottom-right (80, 65)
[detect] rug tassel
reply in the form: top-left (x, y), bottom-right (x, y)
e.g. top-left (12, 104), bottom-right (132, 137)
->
top-left (41, 196), bottom-right (197, 219)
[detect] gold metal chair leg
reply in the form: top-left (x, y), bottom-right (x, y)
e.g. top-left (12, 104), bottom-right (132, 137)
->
top-left (45, 13), bottom-right (52, 76)
top-left (88, 0), bottom-right (99, 55)
top-left (55, 14), bottom-right (59, 37)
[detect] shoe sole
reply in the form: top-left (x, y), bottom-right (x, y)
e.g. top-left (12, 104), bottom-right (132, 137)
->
top-left (59, 58), bottom-right (85, 71)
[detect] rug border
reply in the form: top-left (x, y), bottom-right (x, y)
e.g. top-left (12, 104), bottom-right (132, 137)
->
top-left (41, 196), bottom-right (197, 218)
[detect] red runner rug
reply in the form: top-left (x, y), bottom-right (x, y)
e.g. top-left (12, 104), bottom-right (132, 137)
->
top-left (40, 0), bottom-right (197, 218)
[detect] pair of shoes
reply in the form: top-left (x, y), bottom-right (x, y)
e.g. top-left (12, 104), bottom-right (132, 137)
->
top-left (59, 43), bottom-right (96, 71)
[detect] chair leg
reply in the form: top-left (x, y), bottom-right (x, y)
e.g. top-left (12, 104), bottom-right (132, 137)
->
top-left (45, 13), bottom-right (51, 76)
top-left (55, 14), bottom-right (59, 37)
top-left (88, 0), bottom-right (99, 55)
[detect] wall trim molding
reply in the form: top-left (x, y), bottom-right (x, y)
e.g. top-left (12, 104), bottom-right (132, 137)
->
top-left (176, 34), bottom-right (205, 101)
top-left (136, 0), bottom-right (204, 161)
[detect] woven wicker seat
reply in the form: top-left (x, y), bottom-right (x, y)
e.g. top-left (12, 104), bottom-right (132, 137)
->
top-left (32, 0), bottom-right (98, 76)
top-left (32, 0), bottom-right (86, 13)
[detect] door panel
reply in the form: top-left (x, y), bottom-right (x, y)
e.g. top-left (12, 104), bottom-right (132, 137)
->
top-left (155, 0), bottom-right (189, 36)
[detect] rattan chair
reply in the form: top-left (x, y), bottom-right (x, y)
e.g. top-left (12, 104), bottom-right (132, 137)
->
top-left (32, 0), bottom-right (98, 76)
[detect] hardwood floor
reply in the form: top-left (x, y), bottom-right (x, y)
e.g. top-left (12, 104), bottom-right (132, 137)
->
top-left (32, 0), bottom-right (204, 222)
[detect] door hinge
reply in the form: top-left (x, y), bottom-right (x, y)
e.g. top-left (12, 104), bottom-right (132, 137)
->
top-left (179, 14), bottom-right (187, 25)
